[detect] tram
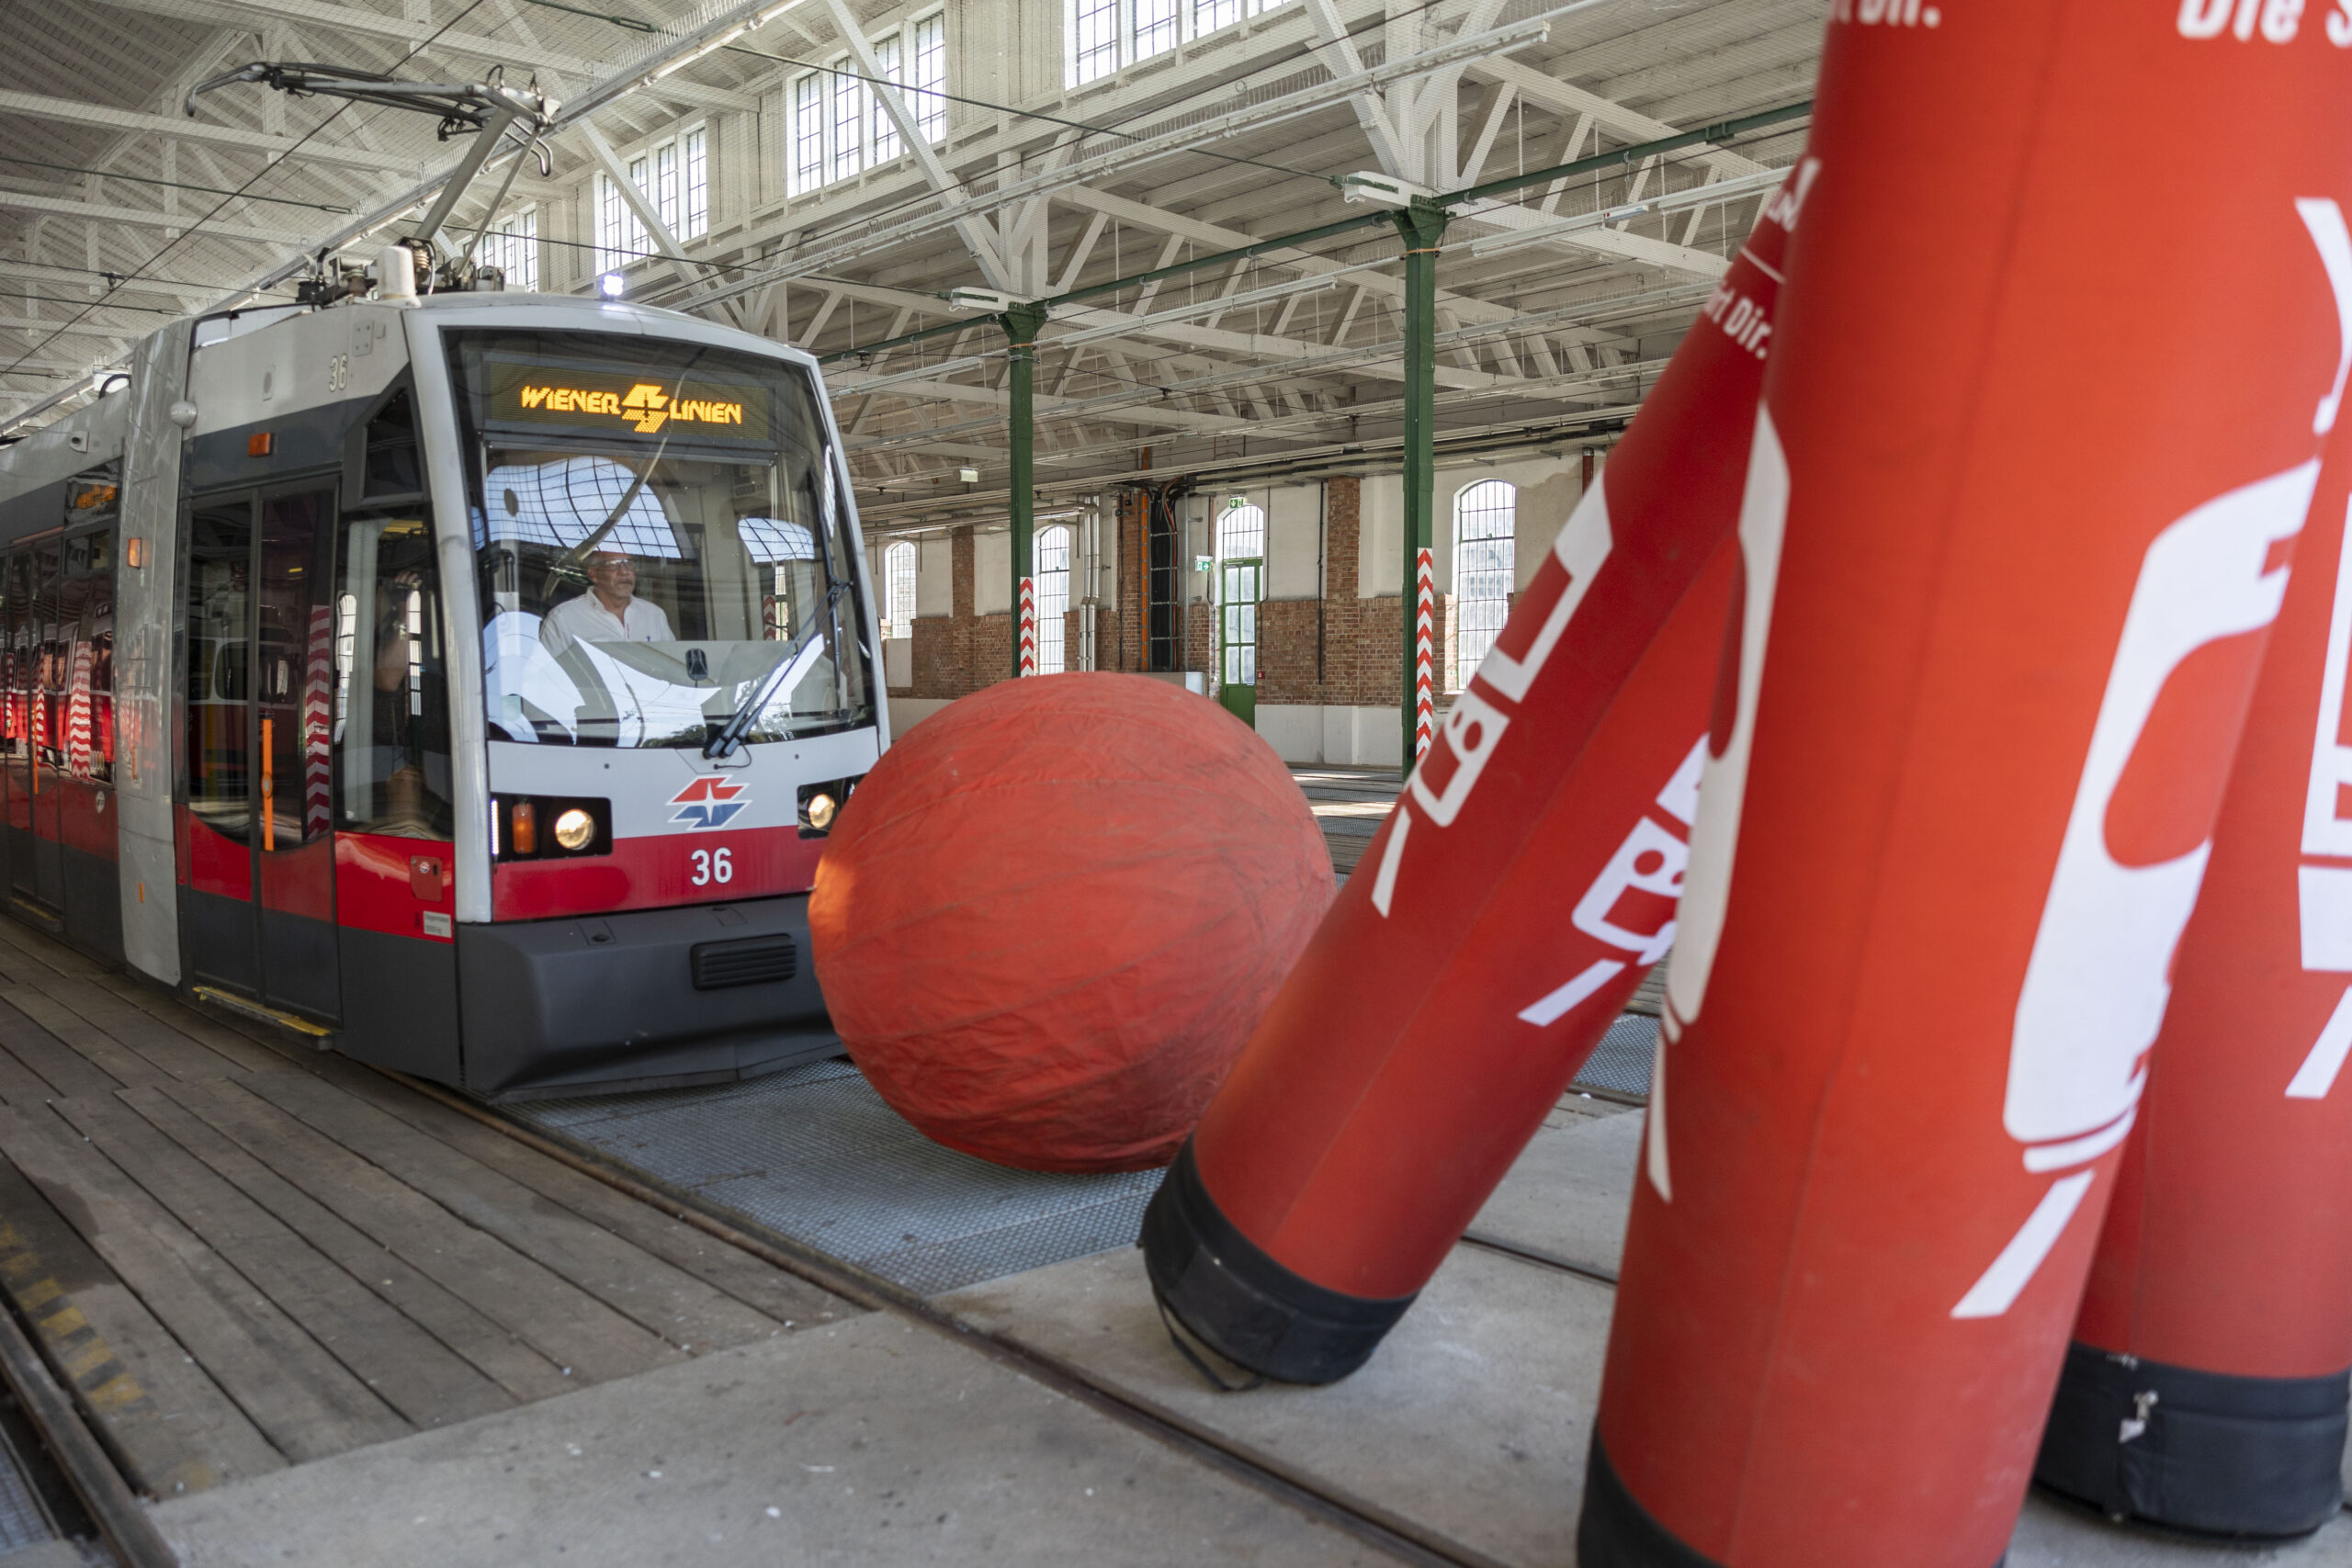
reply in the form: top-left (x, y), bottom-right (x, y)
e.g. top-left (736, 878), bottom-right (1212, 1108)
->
top-left (0, 272), bottom-right (886, 1099)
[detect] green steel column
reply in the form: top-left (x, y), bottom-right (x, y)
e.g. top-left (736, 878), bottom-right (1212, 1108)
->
top-left (1393, 203), bottom-right (1448, 773)
top-left (1003, 301), bottom-right (1049, 678)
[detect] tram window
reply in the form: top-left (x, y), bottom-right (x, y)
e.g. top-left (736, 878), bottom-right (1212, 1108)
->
top-left (258, 491), bottom-right (335, 849)
top-left (59, 528), bottom-right (113, 785)
top-left (66, 464), bottom-right (119, 524)
top-left (361, 389), bottom-right (424, 499)
top-left (333, 513), bottom-right (452, 839)
top-left (186, 498), bottom-right (253, 843)
top-left (452, 329), bottom-right (874, 750)
top-left (24, 543), bottom-right (58, 775)
top-left (2, 552), bottom-right (32, 770)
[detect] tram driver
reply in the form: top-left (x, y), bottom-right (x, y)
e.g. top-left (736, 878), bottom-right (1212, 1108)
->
top-left (539, 549), bottom-right (674, 660)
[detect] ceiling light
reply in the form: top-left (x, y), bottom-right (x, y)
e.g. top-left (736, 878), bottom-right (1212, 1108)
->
top-left (598, 272), bottom-right (625, 299)
top-left (1336, 172), bottom-right (1428, 209)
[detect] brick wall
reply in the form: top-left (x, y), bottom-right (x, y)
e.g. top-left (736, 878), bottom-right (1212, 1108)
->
top-left (899, 477), bottom-right (1435, 717)
top-left (903, 525), bottom-right (1126, 699)
top-left (1246, 476), bottom-right (1424, 710)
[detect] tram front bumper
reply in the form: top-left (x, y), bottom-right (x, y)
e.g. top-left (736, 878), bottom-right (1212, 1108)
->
top-left (456, 894), bottom-right (840, 1100)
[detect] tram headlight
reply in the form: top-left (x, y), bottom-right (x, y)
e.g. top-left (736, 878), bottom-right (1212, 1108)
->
top-left (495, 795), bottom-right (609, 858)
top-left (797, 775), bottom-right (863, 837)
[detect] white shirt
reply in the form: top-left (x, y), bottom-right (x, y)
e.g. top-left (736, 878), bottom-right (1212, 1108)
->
top-left (539, 592), bottom-right (675, 660)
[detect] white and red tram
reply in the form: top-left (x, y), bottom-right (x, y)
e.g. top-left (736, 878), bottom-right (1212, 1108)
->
top-left (0, 286), bottom-right (885, 1097)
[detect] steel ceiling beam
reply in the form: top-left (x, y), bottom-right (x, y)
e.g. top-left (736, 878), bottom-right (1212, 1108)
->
top-left (0, 88), bottom-right (424, 176)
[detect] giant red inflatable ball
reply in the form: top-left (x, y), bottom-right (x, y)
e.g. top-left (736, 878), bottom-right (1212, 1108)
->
top-left (809, 673), bottom-right (1334, 1173)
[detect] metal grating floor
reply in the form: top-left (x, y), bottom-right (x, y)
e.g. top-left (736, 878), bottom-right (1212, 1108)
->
top-left (0, 1435), bottom-right (51, 1558)
top-left (1574, 1013), bottom-right (1658, 1100)
top-left (511, 1057), bottom-right (1161, 1297)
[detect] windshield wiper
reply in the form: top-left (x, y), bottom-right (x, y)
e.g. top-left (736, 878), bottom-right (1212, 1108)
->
top-left (703, 580), bottom-right (853, 759)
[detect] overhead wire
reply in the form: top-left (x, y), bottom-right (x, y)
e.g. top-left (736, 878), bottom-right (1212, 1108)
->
top-left (12, 0), bottom-right (1438, 402)
top-left (0, 260), bottom-right (300, 296)
top-left (1, 292), bottom-right (198, 316)
top-left (0, 0), bottom-right (498, 397)
top-left (0, 154), bottom-right (355, 213)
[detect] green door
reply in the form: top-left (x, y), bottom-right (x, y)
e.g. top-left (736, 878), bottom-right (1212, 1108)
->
top-left (1217, 558), bottom-right (1260, 728)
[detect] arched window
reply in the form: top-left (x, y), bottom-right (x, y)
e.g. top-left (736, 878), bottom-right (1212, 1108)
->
top-left (1035, 525), bottom-right (1072, 674)
top-left (1453, 479), bottom-right (1516, 690)
top-left (882, 540), bottom-right (916, 638)
top-left (1217, 502), bottom-right (1265, 564)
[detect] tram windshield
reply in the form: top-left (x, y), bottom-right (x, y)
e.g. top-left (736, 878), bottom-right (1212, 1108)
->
top-left (449, 330), bottom-right (872, 749)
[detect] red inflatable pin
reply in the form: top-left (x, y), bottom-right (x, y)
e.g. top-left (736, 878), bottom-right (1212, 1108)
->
top-left (1140, 163), bottom-right (1813, 1382)
top-left (1584, 6), bottom-right (2352, 1566)
top-left (2039, 401), bottom-right (2352, 1540)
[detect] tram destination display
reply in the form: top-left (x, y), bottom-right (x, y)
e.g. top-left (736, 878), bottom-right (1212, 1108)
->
top-left (473, 355), bottom-right (777, 448)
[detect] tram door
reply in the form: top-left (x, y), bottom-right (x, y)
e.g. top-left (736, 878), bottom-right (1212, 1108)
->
top-left (4, 541), bottom-right (62, 910)
top-left (181, 486), bottom-right (340, 1021)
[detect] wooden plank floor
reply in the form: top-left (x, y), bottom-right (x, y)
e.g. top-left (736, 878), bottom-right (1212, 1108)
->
top-left (0, 915), bottom-right (858, 1501)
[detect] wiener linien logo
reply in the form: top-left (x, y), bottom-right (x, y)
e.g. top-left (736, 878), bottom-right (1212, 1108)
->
top-left (518, 381), bottom-right (746, 434)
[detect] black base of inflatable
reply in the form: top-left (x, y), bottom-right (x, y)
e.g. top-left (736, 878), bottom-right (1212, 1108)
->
top-left (1579, 1437), bottom-right (2008, 1567)
top-left (1577, 1439), bottom-right (1725, 1568)
top-left (1137, 1138), bottom-right (1414, 1385)
top-left (2036, 1341), bottom-right (2348, 1540)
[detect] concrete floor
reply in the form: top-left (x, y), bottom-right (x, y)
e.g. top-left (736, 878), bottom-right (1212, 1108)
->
top-left (145, 1314), bottom-right (1389, 1568)
top-left (133, 1101), bottom-right (2352, 1565)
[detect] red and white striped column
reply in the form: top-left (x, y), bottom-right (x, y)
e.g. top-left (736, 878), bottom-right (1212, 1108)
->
top-left (1017, 576), bottom-right (1037, 678)
top-left (1413, 548), bottom-right (1435, 759)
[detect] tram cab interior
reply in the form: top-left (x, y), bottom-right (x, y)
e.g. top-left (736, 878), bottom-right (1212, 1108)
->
top-left (0, 292), bottom-right (886, 1102)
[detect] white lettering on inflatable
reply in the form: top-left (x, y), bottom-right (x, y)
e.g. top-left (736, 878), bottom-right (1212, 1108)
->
top-left (1518, 959), bottom-right (1627, 1028)
top-left (1519, 736), bottom-right (1708, 1033)
top-left (1962, 201), bottom-right (2352, 1309)
top-left (2292, 521), bottom-right (2352, 1093)
top-left (1961, 462), bottom-right (2312, 1316)
top-left (1370, 807), bottom-right (1409, 918)
top-left (2330, 0), bottom-right (2352, 45)
top-left (1762, 158), bottom-right (1821, 235)
top-left (1656, 735), bottom-right (1707, 827)
top-left (1471, 483), bottom-right (1612, 705)
top-left (2298, 201), bottom-right (2352, 434)
top-left (2290, 227), bottom-right (2352, 1100)
top-left (1408, 689), bottom-right (1512, 829)
top-left (1664, 407), bottom-right (1789, 1031)
top-left (1646, 1031), bottom-right (1674, 1202)
top-left (2294, 533), bottom-right (2352, 1097)
top-left (1650, 412), bottom-right (1787, 1211)
top-left (2300, 866), bottom-right (2352, 967)
top-left (2180, 0), bottom-right (2312, 39)
top-left (1828, 0), bottom-right (1939, 27)
top-left (2303, 498), bottom-right (2352, 862)
top-left (1372, 471), bottom-right (1613, 919)
top-left (2288, 987), bottom-right (2352, 1097)
top-left (2007, 458), bottom-right (2312, 1151)
top-left (1573, 817), bottom-right (1690, 965)
top-left (1951, 1172), bottom-right (2096, 1319)
top-left (2021, 1103), bottom-right (2140, 1172)
top-left (1702, 288), bottom-right (1775, 358)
